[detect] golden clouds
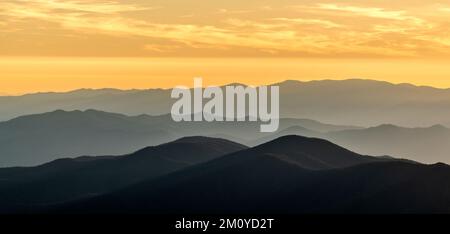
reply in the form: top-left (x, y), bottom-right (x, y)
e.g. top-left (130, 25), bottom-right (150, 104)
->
top-left (315, 4), bottom-right (416, 21)
top-left (270, 18), bottom-right (343, 29)
top-left (4, 0), bottom-right (149, 15)
top-left (0, 0), bottom-right (450, 58)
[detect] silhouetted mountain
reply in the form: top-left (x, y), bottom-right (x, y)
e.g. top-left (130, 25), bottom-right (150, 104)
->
top-left (53, 136), bottom-right (450, 214)
top-left (0, 110), bottom-right (355, 167)
top-left (246, 135), bottom-right (382, 170)
top-left (2, 79), bottom-right (450, 127)
top-left (47, 136), bottom-right (393, 213)
top-left (248, 126), bottom-right (321, 146)
top-left (0, 136), bottom-right (246, 212)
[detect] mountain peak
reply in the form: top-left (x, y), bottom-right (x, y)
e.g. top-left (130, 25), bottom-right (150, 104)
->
top-left (248, 135), bottom-right (381, 170)
top-left (9, 109), bottom-right (127, 122)
top-left (224, 82), bottom-right (248, 87)
top-left (169, 136), bottom-right (248, 150)
top-left (429, 124), bottom-right (447, 130)
top-left (259, 135), bottom-right (331, 147)
top-left (129, 136), bottom-right (248, 167)
top-left (371, 124), bottom-right (399, 130)
top-left (173, 136), bottom-right (240, 144)
top-left (275, 80), bottom-right (303, 86)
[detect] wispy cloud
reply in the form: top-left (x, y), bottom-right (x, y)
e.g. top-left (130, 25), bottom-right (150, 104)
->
top-left (271, 18), bottom-right (343, 29)
top-left (0, 0), bottom-right (450, 58)
top-left (317, 4), bottom-right (409, 20)
top-left (6, 0), bottom-right (151, 15)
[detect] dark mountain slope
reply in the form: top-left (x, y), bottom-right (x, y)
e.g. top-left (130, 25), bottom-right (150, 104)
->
top-left (53, 136), bottom-right (400, 214)
top-left (0, 137), bottom-right (246, 211)
top-left (246, 135), bottom-right (382, 170)
top-left (276, 162), bottom-right (450, 214)
top-left (248, 126), bottom-right (321, 146)
top-left (58, 154), bottom-right (450, 214)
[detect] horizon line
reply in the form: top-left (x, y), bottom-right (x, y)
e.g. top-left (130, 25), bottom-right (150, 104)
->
top-left (1, 78), bottom-right (449, 97)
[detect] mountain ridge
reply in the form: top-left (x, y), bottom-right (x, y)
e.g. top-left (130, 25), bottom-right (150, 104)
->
top-left (0, 136), bottom-right (246, 212)
top-left (45, 135), bottom-right (450, 214)
top-left (2, 79), bottom-right (450, 128)
top-left (0, 109), bottom-right (357, 167)
top-left (3, 79), bottom-right (450, 98)
top-left (251, 124), bottom-right (450, 164)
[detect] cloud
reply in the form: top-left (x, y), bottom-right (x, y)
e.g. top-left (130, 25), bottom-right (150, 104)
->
top-left (0, 0), bottom-right (449, 58)
top-left (271, 17), bottom-right (343, 28)
top-left (217, 8), bottom-right (253, 15)
top-left (317, 4), bottom-right (405, 19)
top-left (144, 44), bottom-right (182, 53)
top-left (9, 0), bottom-right (150, 15)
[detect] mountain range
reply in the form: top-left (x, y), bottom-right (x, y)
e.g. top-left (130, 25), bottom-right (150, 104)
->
top-left (1, 109), bottom-right (449, 167)
top-left (0, 110), bottom-right (357, 167)
top-left (2, 135), bottom-right (450, 214)
top-left (250, 124), bottom-right (450, 164)
top-left (0, 137), bottom-right (245, 212)
top-left (2, 79), bottom-right (450, 127)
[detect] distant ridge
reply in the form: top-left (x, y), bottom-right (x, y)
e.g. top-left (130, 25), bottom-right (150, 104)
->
top-left (0, 110), bottom-right (176, 167)
top-left (8, 79), bottom-right (450, 97)
top-left (325, 124), bottom-right (450, 163)
top-left (253, 124), bottom-right (450, 163)
top-left (0, 109), bottom-right (355, 167)
top-left (275, 78), bottom-right (450, 90)
top-left (2, 79), bottom-right (450, 127)
top-left (2, 109), bottom-right (450, 166)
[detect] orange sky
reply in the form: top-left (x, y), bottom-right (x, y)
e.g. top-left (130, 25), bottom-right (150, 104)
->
top-left (2, 57), bottom-right (450, 95)
top-left (1, 0), bottom-right (450, 94)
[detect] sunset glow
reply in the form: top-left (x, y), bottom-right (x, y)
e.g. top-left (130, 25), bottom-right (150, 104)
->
top-left (1, 0), bottom-right (450, 94)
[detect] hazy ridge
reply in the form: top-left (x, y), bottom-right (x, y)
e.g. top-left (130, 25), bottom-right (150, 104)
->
top-left (2, 79), bottom-right (450, 127)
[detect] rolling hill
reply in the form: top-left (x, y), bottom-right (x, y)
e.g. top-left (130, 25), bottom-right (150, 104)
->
top-left (48, 135), bottom-right (450, 214)
top-left (0, 136), bottom-right (246, 212)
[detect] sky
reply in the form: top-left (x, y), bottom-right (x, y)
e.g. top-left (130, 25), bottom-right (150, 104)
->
top-left (1, 0), bottom-right (450, 94)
